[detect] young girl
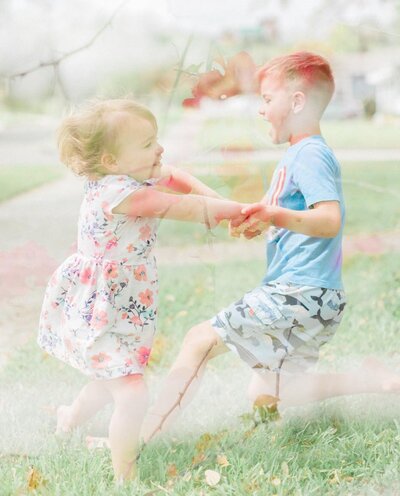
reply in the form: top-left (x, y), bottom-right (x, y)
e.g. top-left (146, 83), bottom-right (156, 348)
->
top-left (37, 98), bottom-right (246, 482)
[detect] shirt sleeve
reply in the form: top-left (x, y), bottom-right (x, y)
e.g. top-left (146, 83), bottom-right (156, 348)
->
top-left (292, 143), bottom-right (341, 208)
top-left (100, 174), bottom-right (144, 217)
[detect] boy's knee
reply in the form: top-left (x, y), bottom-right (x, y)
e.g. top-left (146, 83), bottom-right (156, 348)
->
top-left (247, 371), bottom-right (276, 403)
top-left (183, 322), bottom-right (219, 356)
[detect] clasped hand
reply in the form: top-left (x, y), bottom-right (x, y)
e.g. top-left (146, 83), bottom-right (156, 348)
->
top-left (229, 203), bottom-right (273, 239)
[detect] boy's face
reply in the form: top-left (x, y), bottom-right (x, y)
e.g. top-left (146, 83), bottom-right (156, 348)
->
top-left (258, 76), bottom-right (294, 145)
top-left (105, 115), bottom-right (164, 181)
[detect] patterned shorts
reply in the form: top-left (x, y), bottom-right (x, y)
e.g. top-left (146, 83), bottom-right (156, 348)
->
top-left (211, 282), bottom-right (346, 375)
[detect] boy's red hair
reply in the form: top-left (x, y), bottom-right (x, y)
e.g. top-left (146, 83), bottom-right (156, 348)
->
top-left (257, 51), bottom-right (334, 93)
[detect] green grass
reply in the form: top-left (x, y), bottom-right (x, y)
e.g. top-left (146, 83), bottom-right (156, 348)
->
top-left (157, 162), bottom-right (400, 246)
top-left (0, 165), bottom-right (63, 203)
top-left (199, 117), bottom-right (400, 151)
top-left (1, 254), bottom-right (399, 495)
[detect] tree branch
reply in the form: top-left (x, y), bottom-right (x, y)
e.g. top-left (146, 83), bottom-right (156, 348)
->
top-left (7, 0), bottom-right (129, 79)
top-left (135, 340), bottom-right (217, 464)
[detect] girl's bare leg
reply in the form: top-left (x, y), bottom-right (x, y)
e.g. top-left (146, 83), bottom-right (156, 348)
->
top-left (248, 357), bottom-right (400, 409)
top-left (141, 320), bottom-right (228, 443)
top-left (56, 380), bottom-right (112, 435)
top-left (104, 374), bottom-right (148, 482)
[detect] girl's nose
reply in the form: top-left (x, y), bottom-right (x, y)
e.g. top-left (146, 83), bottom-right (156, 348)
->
top-left (157, 143), bottom-right (164, 155)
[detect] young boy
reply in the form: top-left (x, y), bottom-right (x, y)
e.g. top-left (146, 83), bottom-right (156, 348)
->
top-left (141, 51), bottom-right (400, 443)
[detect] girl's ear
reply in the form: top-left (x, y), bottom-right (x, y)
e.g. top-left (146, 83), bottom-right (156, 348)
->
top-left (292, 91), bottom-right (306, 114)
top-left (101, 153), bottom-right (118, 172)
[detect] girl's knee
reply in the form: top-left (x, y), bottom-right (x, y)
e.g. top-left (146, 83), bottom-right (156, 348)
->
top-left (106, 374), bottom-right (147, 401)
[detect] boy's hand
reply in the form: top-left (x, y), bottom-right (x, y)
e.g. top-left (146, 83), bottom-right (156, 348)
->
top-left (229, 203), bottom-right (273, 238)
top-left (241, 203), bottom-right (273, 221)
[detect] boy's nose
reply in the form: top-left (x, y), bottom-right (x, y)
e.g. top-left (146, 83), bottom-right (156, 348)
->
top-left (157, 144), bottom-right (164, 155)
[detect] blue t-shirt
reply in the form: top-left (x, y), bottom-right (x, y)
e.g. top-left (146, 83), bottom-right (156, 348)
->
top-left (262, 135), bottom-right (345, 290)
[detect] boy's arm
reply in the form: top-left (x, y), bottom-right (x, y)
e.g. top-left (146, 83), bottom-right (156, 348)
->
top-left (156, 164), bottom-right (223, 199)
top-left (112, 187), bottom-right (244, 228)
top-left (242, 200), bottom-right (341, 238)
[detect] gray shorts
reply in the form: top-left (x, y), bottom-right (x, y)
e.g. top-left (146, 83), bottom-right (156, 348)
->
top-left (211, 282), bottom-right (346, 374)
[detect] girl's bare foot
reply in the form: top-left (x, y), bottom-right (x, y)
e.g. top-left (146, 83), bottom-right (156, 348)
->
top-left (86, 436), bottom-right (110, 450)
top-left (361, 357), bottom-right (400, 392)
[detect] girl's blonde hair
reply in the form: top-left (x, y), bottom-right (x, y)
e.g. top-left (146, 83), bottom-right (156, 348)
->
top-left (58, 98), bottom-right (157, 178)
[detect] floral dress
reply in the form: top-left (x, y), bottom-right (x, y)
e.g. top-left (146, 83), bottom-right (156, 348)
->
top-left (38, 175), bottom-right (159, 379)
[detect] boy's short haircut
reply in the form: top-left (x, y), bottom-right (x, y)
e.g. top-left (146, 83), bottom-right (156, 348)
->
top-left (257, 51), bottom-right (335, 109)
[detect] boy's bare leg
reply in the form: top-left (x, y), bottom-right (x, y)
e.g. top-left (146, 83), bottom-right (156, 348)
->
top-left (141, 320), bottom-right (228, 443)
top-left (56, 380), bottom-right (113, 435)
top-left (104, 374), bottom-right (148, 482)
top-left (248, 357), bottom-right (400, 409)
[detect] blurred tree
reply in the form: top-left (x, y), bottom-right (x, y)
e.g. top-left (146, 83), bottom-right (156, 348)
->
top-left (328, 24), bottom-right (363, 52)
top-left (315, 0), bottom-right (398, 51)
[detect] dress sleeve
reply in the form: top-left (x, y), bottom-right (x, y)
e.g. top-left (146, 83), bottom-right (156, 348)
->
top-left (292, 144), bottom-right (341, 208)
top-left (100, 174), bottom-right (144, 218)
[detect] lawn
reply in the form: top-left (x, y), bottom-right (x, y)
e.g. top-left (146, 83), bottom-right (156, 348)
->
top-left (1, 254), bottom-right (399, 495)
top-left (0, 165), bottom-right (63, 203)
top-left (157, 161), bottom-right (400, 247)
top-left (199, 117), bottom-right (400, 151)
top-left (1, 114), bottom-right (399, 495)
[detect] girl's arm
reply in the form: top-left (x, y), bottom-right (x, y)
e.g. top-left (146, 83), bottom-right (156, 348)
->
top-left (112, 187), bottom-right (245, 228)
top-left (241, 200), bottom-right (341, 238)
top-left (156, 164), bottom-right (223, 199)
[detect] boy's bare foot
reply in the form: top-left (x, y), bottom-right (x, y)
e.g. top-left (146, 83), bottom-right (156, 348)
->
top-left (55, 405), bottom-right (74, 436)
top-left (86, 435), bottom-right (110, 450)
top-left (361, 357), bottom-right (400, 392)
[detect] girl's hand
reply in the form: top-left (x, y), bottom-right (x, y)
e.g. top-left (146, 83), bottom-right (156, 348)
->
top-left (230, 217), bottom-right (270, 239)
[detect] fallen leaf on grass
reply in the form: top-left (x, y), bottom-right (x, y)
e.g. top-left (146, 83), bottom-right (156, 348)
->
top-left (216, 454), bottom-right (230, 467)
top-left (281, 461), bottom-right (289, 477)
top-left (166, 479), bottom-right (175, 488)
top-left (27, 466), bottom-right (45, 491)
top-left (195, 432), bottom-right (213, 452)
top-left (166, 464), bottom-right (178, 477)
top-left (195, 431), bottom-right (228, 452)
top-left (253, 394), bottom-right (279, 409)
top-left (192, 452), bottom-right (207, 466)
top-left (271, 476), bottom-right (281, 487)
top-left (205, 469), bottom-right (221, 487)
top-left (253, 394), bottom-right (281, 422)
top-left (329, 469), bottom-right (341, 484)
top-left (245, 479), bottom-right (260, 492)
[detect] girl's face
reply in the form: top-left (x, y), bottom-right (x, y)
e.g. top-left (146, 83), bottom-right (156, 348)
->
top-left (107, 115), bottom-right (164, 181)
top-left (258, 77), bottom-right (294, 145)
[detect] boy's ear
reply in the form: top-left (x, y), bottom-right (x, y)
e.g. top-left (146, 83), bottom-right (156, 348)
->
top-left (292, 91), bottom-right (306, 114)
top-left (101, 152), bottom-right (118, 172)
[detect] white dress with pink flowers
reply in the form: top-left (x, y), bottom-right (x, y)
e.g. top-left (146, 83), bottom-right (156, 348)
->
top-left (38, 174), bottom-right (159, 379)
